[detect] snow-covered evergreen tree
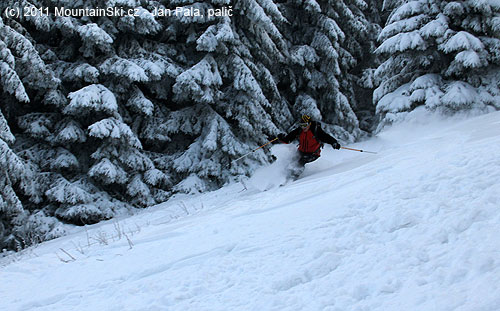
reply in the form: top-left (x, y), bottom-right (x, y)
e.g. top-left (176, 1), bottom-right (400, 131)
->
top-left (0, 11), bottom-right (68, 249)
top-left (141, 0), bottom-right (296, 192)
top-left (351, 0), bottom-right (386, 132)
top-left (0, 106), bottom-right (62, 249)
top-left (0, 0), bottom-right (379, 249)
top-left (0, 0), bottom-right (165, 235)
top-left (374, 0), bottom-right (500, 130)
top-left (0, 106), bottom-right (26, 248)
top-left (277, 0), bottom-right (378, 140)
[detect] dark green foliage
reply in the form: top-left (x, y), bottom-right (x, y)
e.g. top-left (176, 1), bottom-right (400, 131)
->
top-left (0, 0), bottom-right (378, 250)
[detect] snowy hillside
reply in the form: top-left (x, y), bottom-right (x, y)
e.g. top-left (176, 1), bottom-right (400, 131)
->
top-left (2, 111), bottom-right (500, 311)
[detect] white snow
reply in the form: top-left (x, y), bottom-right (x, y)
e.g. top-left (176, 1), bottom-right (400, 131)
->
top-left (66, 84), bottom-right (118, 115)
top-left (441, 81), bottom-right (478, 108)
top-left (88, 118), bottom-right (142, 149)
top-left (77, 23), bottom-right (113, 45)
top-left (454, 50), bottom-right (482, 68)
top-left (376, 31), bottom-right (427, 54)
top-left (2, 111), bottom-right (500, 311)
top-left (439, 31), bottom-right (484, 53)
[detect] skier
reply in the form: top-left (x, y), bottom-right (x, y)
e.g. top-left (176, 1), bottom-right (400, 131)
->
top-left (276, 114), bottom-right (341, 179)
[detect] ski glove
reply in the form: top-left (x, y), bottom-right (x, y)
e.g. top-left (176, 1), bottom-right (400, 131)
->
top-left (277, 133), bottom-right (286, 142)
top-left (269, 135), bottom-right (282, 144)
top-left (331, 142), bottom-right (341, 150)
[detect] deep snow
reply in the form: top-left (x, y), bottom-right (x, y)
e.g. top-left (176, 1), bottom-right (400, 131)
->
top-left (1, 110), bottom-right (500, 311)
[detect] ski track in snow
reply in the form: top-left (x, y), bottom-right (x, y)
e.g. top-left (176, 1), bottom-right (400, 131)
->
top-left (1, 112), bottom-right (500, 311)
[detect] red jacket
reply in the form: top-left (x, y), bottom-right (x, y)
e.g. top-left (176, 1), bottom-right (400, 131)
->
top-left (280, 121), bottom-right (338, 155)
top-left (299, 129), bottom-right (322, 154)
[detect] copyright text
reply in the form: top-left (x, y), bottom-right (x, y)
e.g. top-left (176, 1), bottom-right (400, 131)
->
top-left (3, 6), bottom-right (234, 18)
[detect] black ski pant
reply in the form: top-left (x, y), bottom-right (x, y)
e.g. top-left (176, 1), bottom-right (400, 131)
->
top-left (288, 151), bottom-right (320, 179)
top-left (297, 151), bottom-right (320, 166)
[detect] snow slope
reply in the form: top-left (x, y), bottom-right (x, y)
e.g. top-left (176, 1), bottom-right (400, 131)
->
top-left (2, 111), bottom-right (500, 311)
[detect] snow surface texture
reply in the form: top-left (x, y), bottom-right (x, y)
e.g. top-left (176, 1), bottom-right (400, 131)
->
top-left (1, 111), bottom-right (500, 311)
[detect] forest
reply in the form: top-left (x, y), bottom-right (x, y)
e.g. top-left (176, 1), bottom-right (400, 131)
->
top-left (1, 0), bottom-right (499, 250)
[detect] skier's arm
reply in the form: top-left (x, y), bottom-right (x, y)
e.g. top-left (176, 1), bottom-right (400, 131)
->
top-left (315, 124), bottom-right (340, 147)
top-left (279, 127), bottom-right (301, 143)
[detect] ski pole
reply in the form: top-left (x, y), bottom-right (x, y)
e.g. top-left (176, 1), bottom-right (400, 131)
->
top-left (231, 138), bottom-right (279, 164)
top-left (341, 146), bottom-right (377, 154)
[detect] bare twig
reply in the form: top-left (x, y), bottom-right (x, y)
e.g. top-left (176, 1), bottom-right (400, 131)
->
top-left (240, 178), bottom-right (248, 191)
top-left (123, 232), bottom-right (134, 250)
top-left (92, 231), bottom-right (109, 245)
top-left (179, 201), bottom-right (189, 215)
top-left (85, 226), bottom-right (90, 247)
top-left (56, 253), bottom-right (72, 263)
top-left (59, 248), bottom-right (76, 262)
top-left (72, 242), bottom-right (85, 255)
top-left (113, 222), bottom-right (123, 240)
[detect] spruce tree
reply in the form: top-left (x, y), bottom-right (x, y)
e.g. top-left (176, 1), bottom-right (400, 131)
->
top-left (0, 0), bottom-right (378, 249)
top-left (0, 12), bottom-right (66, 249)
top-left (374, 0), bottom-right (500, 130)
top-left (0, 0), bottom-right (169, 231)
top-left (0, 106), bottom-right (26, 249)
top-left (146, 0), bottom-right (295, 192)
top-left (277, 0), bottom-right (379, 140)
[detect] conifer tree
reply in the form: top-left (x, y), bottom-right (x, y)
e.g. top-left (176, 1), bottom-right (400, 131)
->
top-left (0, 12), bottom-right (65, 249)
top-left (0, 0), bottom-right (170, 230)
top-left (144, 0), bottom-right (295, 192)
top-left (0, 0), bottom-right (380, 249)
top-left (277, 0), bottom-right (379, 140)
top-left (0, 107), bottom-right (26, 248)
top-left (374, 0), bottom-right (500, 130)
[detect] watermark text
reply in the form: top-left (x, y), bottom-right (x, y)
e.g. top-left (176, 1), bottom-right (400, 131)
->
top-left (3, 6), bottom-right (233, 18)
